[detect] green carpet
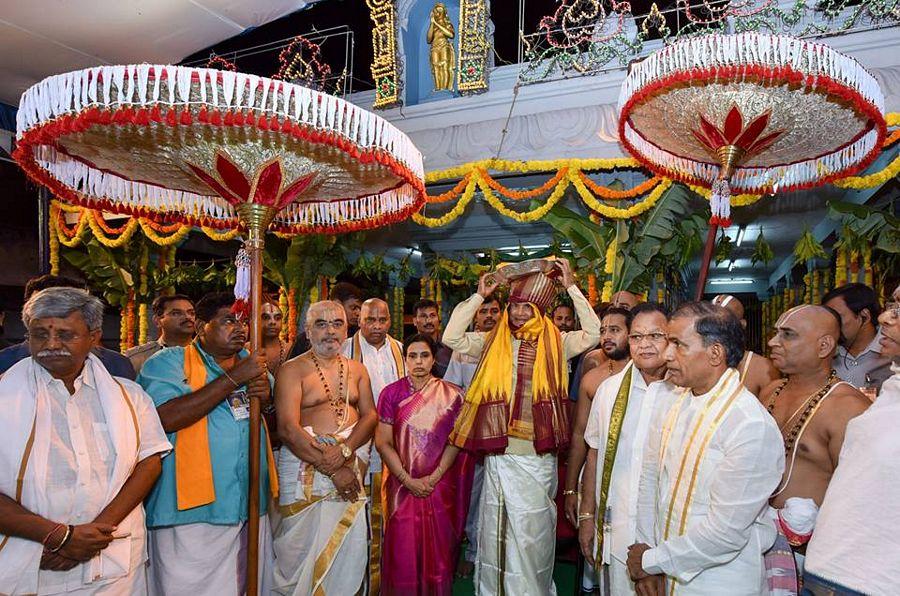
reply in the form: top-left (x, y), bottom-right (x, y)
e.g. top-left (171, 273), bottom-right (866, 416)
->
top-left (451, 561), bottom-right (578, 595)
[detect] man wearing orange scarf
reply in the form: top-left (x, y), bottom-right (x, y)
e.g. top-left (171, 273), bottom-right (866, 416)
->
top-left (139, 292), bottom-right (277, 596)
top-left (444, 258), bottom-right (602, 595)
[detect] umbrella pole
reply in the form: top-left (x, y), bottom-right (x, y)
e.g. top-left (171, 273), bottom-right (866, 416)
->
top-left (695, 224), bottom-right (719, 301)
top-left (237, 205), bottom-right (276, 596)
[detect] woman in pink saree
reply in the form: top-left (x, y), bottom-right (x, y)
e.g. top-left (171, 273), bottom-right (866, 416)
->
top-left (376, 334), bottom-right (473, 595)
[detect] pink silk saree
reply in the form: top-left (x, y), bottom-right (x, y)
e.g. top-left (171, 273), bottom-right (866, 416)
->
top-left (378, 377), bottom-right (474, 595)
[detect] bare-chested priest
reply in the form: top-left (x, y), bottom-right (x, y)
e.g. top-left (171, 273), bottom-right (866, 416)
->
top-left (762, 305), bottom-right (869, 594)
top-left (272, 300), bottom-right (377, 595)
top-left (712, 294), bottom-right (779, 397)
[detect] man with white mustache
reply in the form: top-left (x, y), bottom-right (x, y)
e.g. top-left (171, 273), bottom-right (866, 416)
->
top-left (0, 287), bottom-right (171, 595)
top-left (273, 300), bottom-right (376, 595)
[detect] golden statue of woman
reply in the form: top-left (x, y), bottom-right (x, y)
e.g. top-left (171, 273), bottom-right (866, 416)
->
top-left (427, 3), bottom-right (455, 91)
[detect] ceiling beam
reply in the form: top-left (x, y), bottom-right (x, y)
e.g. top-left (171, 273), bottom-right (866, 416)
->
top-left (767, 144), bottom-right (898, 289)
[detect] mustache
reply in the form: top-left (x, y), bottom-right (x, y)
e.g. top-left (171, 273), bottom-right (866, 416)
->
top-left (37, 349), bottom-right (72, 358)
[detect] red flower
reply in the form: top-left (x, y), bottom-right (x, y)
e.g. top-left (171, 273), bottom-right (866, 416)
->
top-left (691, 105), bottom-right (785, 157)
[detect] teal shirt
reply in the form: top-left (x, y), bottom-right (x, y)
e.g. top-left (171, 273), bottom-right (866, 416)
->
top-left (139, 343), bottom-right (271, 528)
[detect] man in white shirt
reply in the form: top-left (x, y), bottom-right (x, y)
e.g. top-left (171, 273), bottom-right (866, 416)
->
top-left (824, 283), bottom-right (891, 395)
top-left (802, 287), bottom-right (900, 595)
top-left (0, 287), bottom-right (171, 595)
top-left (627, 301), bottom-right (784, 595)
top-left (578, 302), bottom-right (672, 595)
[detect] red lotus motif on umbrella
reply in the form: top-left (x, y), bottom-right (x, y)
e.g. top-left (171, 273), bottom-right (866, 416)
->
top-left (691, 105), bottom-right (785, 157)
top-left (187, 151), bottom-right (316, 210)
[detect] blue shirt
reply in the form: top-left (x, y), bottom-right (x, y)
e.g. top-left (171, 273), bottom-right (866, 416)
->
top-left (0, 341), bottom-right (136, 379)
top-left (138, 343), bottom-right (271, 528)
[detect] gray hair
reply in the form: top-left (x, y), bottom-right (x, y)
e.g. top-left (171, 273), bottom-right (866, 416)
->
top-left (22, 287), bottom-right (104, 331)
top-left (306, 300), bottom-right (346, 326)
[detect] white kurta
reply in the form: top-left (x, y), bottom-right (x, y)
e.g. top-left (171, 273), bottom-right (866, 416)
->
top-left (584, 364), bottom-right (675, 596)
top-left (0, 355), bottom-right (171, 596)
top-left (636, 369), bottom-right (784, 595)
top-left (803, 366), bottom-right (900, 595)
top-left (341, 334), bottom-right (402, 475)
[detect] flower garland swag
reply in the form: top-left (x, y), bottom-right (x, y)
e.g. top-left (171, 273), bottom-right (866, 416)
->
top-left (414, 158), bottom-right (741, 228)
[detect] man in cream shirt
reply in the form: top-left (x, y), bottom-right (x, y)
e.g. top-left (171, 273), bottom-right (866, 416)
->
top-left (578, 303), bottom-right (673, 595)
top-left (628, 302), bottom-right (783, 595)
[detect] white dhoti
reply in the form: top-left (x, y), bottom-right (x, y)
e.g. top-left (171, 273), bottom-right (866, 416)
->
top-left (475, 452), bottom-right (558, 596)
top-left (272, 426), bottom-right (369, 596)
top-left (147, 517), bottom-right (274, 596)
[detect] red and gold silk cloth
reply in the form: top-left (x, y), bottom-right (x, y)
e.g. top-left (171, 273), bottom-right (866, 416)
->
top-left (449, 305), bottom-right (570, 455)
top-left (377, 377), bottom-right (474, 596)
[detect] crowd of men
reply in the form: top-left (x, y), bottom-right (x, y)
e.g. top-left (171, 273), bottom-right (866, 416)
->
top-left (0, 267), bottom-right (897, 596)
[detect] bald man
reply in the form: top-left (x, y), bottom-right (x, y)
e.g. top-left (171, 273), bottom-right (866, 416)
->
top-left (343, 298), bottom-right (405, 469)
top-left (713, 294), bottom-right (779, 397)
top-left (761, 305), bottom-right (870, 593)
top-left (610, 291), bottom-right (640, 311)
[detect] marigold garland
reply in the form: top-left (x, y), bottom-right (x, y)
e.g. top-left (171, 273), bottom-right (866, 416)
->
top-left (87, 211), bottom-right (139, 248)
top-left (201, 226), bottom-right (241, 242)
top-left (426, 174), bottom-right (474, 204)
top-left (138, 303), bottom-right (149, 345)
top-left (139, 219), bottom-right (191, 246)
top-left (833, 150), bottom-right (900, 190)
top-left (49, 216), bottom-right (61, 274)
top-left (479, 168), bottom-right (568, 200)
top-left (578, 172), bottom-right (661, 200)
top-left (575, 174), bottom-right (673, 219)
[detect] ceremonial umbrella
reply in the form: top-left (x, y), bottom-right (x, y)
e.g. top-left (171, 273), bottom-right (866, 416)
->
top-left (617, 33), bottom-right (885, 298)
top-left (13, 64), bottom-right (425, 593)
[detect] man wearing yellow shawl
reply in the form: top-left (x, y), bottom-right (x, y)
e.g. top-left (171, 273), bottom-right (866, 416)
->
top-left (443, 258), bottom-right (602, 595)
top-left (139, 292), bottom-right (277, 596)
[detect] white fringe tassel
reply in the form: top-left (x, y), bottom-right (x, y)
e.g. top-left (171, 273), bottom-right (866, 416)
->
top-left (16, 65), bottom-right (425, 228)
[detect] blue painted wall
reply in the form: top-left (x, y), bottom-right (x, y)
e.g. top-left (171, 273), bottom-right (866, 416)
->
top-left (403, 1), bottom-right (461, 105)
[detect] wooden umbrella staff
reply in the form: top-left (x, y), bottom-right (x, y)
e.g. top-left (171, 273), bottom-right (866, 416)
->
top-left (235, 204), bottom-right (277, 596)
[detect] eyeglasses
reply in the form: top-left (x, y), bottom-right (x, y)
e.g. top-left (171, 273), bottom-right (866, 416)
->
top-left (26, 330), bottom-right (85, 343)
top-left (628, 332), bottom-right (667, 344)
top-left (885, 302), bottom-right (900, 321)
top-left (313, 319), bottom-right (346, 331)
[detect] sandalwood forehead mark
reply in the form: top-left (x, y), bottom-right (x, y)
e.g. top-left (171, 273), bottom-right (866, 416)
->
top-left (775, 304), bottom-right (814, 328)
top-left (713, 294), bottom-right (734, 307)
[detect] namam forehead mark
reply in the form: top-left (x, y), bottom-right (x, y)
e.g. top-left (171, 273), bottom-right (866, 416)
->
top-left (309, 303), bottom-right (346, 323)
top-left (361, 298), bottom-right (389, 316)
top-left (775, 305), bottom-right (840, 337)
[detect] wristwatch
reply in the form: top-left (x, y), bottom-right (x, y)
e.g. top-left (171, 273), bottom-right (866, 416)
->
top-left (340, 443), bottom-right (353, 461)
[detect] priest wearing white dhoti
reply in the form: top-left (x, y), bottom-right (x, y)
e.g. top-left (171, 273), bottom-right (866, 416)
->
top-left (578, 302), bottom-right (673, 596)
top-left (0, 287), bottom-right (171, 595)
top-left (444, 258), bottom-right (601, 595)
top-left (627, 301), bottom-right (784, 596)
top-left (273, 300), bottom-right (377, 596)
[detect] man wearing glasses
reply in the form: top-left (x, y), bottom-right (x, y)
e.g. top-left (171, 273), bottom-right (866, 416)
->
top-left (577, 303), bottom-right (673, 595)
top-left (0, 287), bottom-right (170, 595)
